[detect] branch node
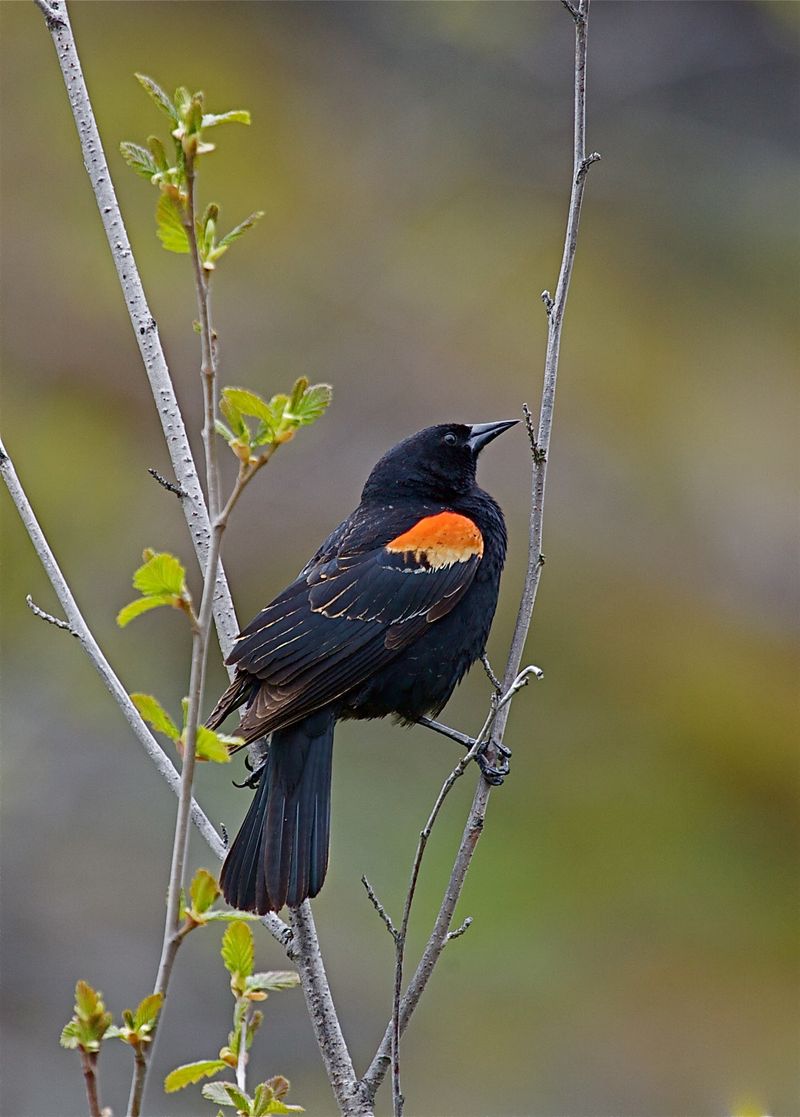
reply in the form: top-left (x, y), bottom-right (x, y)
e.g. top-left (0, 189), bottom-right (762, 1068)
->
top-left (26, 594), bottom-right (78, 637)
top-left (577, 151), bottom-right (602, 181)
top-left (34, 0), bottom-right (67, 30)
top-left (540, 289), bottom-right (554, 315)
top-left (362, 876), bottom-right (399, 940)
top-left (148, 468), bottom-right (188, 500)
top-left (445, 916), bottom-right (473, 943)
top-left (560, 0), bottom-right (585, 24)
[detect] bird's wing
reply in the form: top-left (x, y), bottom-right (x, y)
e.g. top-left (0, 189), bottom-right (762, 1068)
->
top-left (224, 509), bottom-right (484, 739)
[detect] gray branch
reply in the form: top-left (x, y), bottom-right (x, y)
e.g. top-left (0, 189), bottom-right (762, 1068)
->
top-left (360, 0), bottom-right (599, 1102)
top-left (289, 904), bottom-right (374, 1117)
top-left (33, 0), bottom-right (238, 659)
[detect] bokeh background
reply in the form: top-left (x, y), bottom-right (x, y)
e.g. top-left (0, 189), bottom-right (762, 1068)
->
top-left (1, 2), bottom-right (798, 1115)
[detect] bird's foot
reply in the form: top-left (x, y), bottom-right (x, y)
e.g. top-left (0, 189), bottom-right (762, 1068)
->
top-left (475, 737), bottom-right (511, 786)
top-left (233, 763), bottom-right (265, 790)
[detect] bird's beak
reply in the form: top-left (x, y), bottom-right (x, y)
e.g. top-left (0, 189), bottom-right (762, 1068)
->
top-left (467, 419), bottom-right (519, 453)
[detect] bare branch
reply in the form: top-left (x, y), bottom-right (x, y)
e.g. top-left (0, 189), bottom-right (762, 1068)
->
top-left (361, 0), bottom-right (598, 1102)
top-left (289, 904), bottom-right (373, 1117)
top-left (79, 1051), bottom-right (102, 1117)
top-left (362, 877), bottom-right (398, 940)
top-left (148, 468), bottom-right (187, 500)
top-left (480, 654), bottom-right (503, 695)
top-left (445, 917), bottom-right (473, 943)
top-left (1, 437), bottom-right (232, 863)
top-left (26, 594), bottom-right (78, 636)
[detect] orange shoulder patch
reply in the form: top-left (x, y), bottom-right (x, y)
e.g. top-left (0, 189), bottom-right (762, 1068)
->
top-left (386, 512), bottom-right (483, 569)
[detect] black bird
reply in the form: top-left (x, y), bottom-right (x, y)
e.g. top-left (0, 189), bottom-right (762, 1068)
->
top-left (206, 420), bottom-right (517, 914)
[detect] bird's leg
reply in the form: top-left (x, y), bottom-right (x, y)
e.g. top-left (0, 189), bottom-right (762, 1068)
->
top-left (416, 716), bottom-right (510, 785)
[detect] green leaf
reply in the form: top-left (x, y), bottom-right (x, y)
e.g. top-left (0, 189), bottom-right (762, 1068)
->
top-left (135, 73), bottom-right (178, 122)
top-left (201, 1082), bottom-right (232, 1105)
top-left (253, 1082), bottom-right (303, 1117)
top-left (288, 377), bottom-right (307, 413)
top-left (189, 869), bottom-right (220, 915)
top-left (133, 992), bottom-right (163, 1031)
top-left (133, 551), bottom-right (186, 597)
top-left (75, 980), bottom-right (100, 1018)
top-left (130, 693), bottom-right (180, 740)
top-left (266, 393), bottom-right (289, 429)
top-left (223, 1084), bottom-right (252, 1114)
top-left (147, 135), bottom-right (169, 171)
top-left (245, 971), bottom-right (300, 995)
top-left (164, 1059), bottom-right (228, 1093)
top-left (120, 141), bottom-right (158, 180)
top-left (156, 194), bottom-right (190, 254)
top-left (59, 1019), bottom-right (82, 1049)
top-left (215, 211), bottom-right (265, 252)
top-left (220, 392), bottom-right (248, 439)
top-left (221, 920), bottom-right (253, 981)
top-left (291, 383), bottom-right (333, 426)
top-left (194, 725), bottom-right (233, 764)
top-left (117, 594), bottom-right (176, 627)
top-left (202, 110), bottom-right (252, 128)
top-left (221, 387), bottom-right (273, 425)
top-left (173, 86), bottom-right (192, 119)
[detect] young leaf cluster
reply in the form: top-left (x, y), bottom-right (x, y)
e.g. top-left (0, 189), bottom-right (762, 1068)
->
top-left (60, 981), bottom-right (115, 1054)
top-left (120, 74), bottom-right (262, 270)
top-left (117, 549), bottom-right (193, 628)
top-left (130, 692), bottom-right (240, 764)
top-left (165, 920), bottom-right (302, 1114)
top-left (61, 981), bottom-right (164, 1064)
top-left (217, 377), bottom-right (333, 466)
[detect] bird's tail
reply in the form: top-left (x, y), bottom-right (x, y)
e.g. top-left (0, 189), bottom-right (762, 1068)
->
top-left (220, 708), bottom-right (335, 914)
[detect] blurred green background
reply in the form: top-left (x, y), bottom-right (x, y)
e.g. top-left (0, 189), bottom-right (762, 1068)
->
top-left (1, 2), bottom-right (798, 1115)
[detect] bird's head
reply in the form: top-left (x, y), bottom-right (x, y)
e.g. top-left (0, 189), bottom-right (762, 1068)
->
top-left (362, 420), bottom-right (518, 502)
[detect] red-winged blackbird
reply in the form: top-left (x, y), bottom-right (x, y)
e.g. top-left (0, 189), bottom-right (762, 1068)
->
top-left (206, 420), bottom-right (517, 914)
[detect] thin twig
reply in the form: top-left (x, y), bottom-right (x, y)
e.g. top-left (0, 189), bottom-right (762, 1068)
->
top-left (0, 437), bottom-right (237, 866)
top-left (79, 1051), bottom-right (102, 1117)
top-left (26, 594), bottom-right (77, 636)
top-left (236, 1011), bottom-right (248, 1093)
top-left (362, 877), bottom-right (398, 940)
top-left (131, 149), bottom-right (232, 1117)
top-left (480, 654), bottom-right (503, 695)
top-left (148, 468), bottom-right (187, 500)
top-left (445, 917), bottom-right (473, 943)
top-left (361, 0), bottom-right (598, 1102)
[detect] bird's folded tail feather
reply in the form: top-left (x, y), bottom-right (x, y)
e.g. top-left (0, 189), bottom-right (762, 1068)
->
top-left (220, 708), bottom-right (335, 914)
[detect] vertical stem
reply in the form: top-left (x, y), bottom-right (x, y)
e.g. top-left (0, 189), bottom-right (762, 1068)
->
top-left (80, 1051), bottom-right (102, 1117)
top-left (32, 0), bottom-right (239, 655)
top-left (360, 0), bottom-right (599, 1102)
top-left (289, 903), bottom-right (373, 1117)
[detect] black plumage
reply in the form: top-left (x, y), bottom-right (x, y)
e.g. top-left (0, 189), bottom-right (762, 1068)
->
top-left (207, 420), bottom-right (516, 913)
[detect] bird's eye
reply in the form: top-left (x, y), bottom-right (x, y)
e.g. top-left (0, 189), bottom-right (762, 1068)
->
top-left (443, 433), bottom-right (458, 446)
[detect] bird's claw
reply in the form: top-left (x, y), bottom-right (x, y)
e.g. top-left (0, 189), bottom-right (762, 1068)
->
top-left (233, 763), bottom-right (265, 790)
top-left (475, 737), bottom-right (511, 786)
